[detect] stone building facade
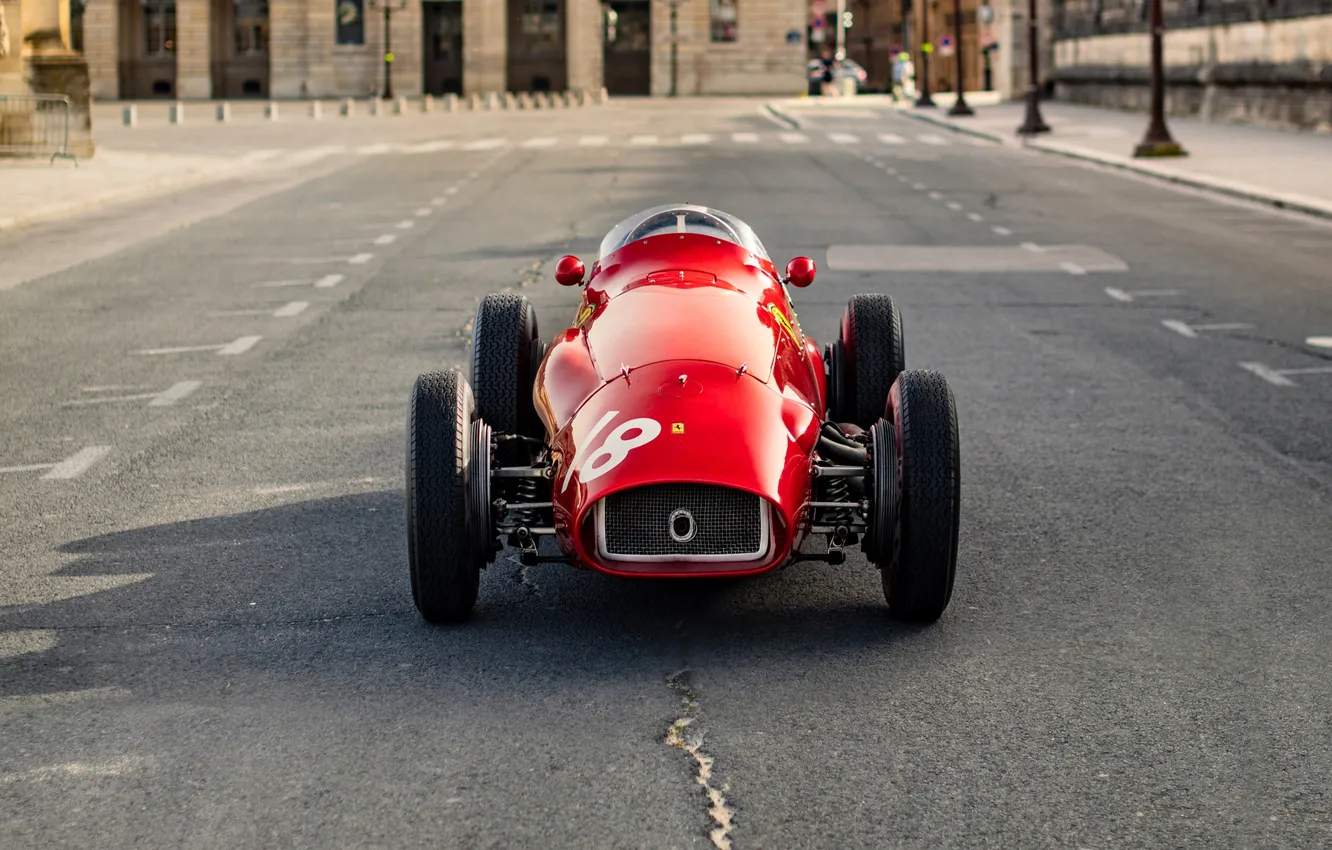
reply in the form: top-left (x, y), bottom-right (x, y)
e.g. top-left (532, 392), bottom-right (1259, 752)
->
top-left (1049, 0), bottom-right (1332, 129)
top-left (76, 0), bottom-right (805, 99)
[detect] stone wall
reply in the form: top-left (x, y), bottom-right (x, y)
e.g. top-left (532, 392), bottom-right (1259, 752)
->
top-left (565, 0), bottom-right (602, 93)
top-left (462, 0), bottom-right (505, 94)
top-left (1051, 8), bottom-right (1332, 129)
top-left (649, 0), bottom-right (804, 95)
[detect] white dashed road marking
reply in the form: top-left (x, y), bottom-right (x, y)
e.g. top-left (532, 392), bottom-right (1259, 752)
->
top-left (273, 301), bottom-right (309, 318)
top-left (780, 133), bottom-right (809, 144)
top-left (315, 274), bottom-right (344, 288)
top-left (1104, 287), bottom-right (1181, 302)
top-left (1307, 336), bottom-right (1332, 349)
top-left (149, 380), bottom-right (202, 407)
top-left (732, 133), bottom-right (759, 143)
top-left (681, 134), bottom-right (713, 145)
top-left (992, 227), bottom-right (1012, 236)
top-left (374, 234), bottom-right (396, 246)
top-left (251, 279), bottom-right (310, 288)
top-left (946, 202), bottom-right (963, 211)
top-left (348, 253), bottom-right (373, 264)
top-left (396, 220), bottom-right (415, 229)
top-left (630, 135), bottom-right (658, 146)
top-left (1163, 320), bottom-right (1253, 338)
top-left (461, 138), bottom-right (506, 150)
top-left (520, 137), bottom-right (558, 148)
top-left (1239, 362), bottom-right (1298, 386)
top-left (1061, 262), bottom-right (1087, 276)
top-left (41, 446), bottom-right (112, 480)
top-left (911, 183), bottom-right (927, 191)
top-left (967, 213), bottom-right (984, 222)
top-left (578, 135), bottom-right (609, 146)
top-left (65, 381), bottom-right (201, 407)
top-left (445, 187), bottom-right (459, 195)
top-left (357, 143), bottom-right (392, 155)
top-left (918, 134), bottom-right (948, 146)
top-left (928, 192), bottom-right (943, 200)
top-left (878, 133), bottom-right (906, 144)
top-left (828, 133), bottom-right (859, 144)
top-left (415, 207), bottom-right (432, 216)
top-left (218, 335), bottom-right (262, 355)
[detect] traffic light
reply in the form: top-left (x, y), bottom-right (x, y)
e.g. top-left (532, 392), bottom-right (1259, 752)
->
top-left (841, 10), bottom-right (853, 27)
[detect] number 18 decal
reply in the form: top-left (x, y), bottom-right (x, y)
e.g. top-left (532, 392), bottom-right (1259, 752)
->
top-left (560, 411), bottom-right (662, 493)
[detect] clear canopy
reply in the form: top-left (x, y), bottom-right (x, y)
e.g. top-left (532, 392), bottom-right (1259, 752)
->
top-left (598, 205), bottom-right (771, 261)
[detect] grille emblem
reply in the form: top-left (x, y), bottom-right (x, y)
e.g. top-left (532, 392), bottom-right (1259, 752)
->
top-left (668, 508), bottom-right (697, 543)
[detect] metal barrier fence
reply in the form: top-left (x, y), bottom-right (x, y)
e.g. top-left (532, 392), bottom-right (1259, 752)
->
top-left (0, 94), bottom-right (77, 164)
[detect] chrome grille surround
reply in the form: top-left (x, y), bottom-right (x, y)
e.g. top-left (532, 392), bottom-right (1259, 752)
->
top-left (596, 484), bottom-right (770, 562)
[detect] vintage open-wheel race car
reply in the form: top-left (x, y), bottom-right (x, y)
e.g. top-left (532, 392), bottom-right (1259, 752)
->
top-left (406, 205), bottom-right (961, 624)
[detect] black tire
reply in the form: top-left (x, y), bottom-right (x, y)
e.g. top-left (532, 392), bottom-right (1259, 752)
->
top-left (471, 293), bottom-right (542, 438)
top-left (833, 294), bottom-right (906, 429)
top-left (883, 370), bottom-right (960, 623)
top-left (407, 370), bottom-right (482, 623)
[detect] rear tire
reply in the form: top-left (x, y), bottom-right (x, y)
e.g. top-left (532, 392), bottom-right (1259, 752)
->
top-left (407, 370), bottom-right (482, 623)
top-left (883, 370), bottom-right (960, 623)
top-left (831, 294), bottom-right (905, 429)
top-left (471, 293), bottom-right (542, 439)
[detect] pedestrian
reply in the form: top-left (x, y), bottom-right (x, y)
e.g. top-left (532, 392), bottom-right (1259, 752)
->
top-left (901, 53), bottom-right (917, 99)
top-left (891, 52), bottom-right (906, 102)
top-left (818, 48), bottom-right (836, 97)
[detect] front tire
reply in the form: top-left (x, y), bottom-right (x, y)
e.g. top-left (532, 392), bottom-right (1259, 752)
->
top-left (471, 293), bottom-right (542, 439)
top-left (882, 370), bottom-right (960, 623)
top-left (830, 294), bottom-right (906, 429)
top-left (407, 370), bottom-right (483, 623)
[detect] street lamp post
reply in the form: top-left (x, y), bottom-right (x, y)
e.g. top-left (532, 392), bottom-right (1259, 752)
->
top-left (1016, 0), bottom-right (1048, 134)
top-left (370, 0), bottom-right (407, 99)
top-left (947, 0), bottom-right (972, 115)
top-left (1133, 0), bottom-right (1186, 157)
top-left (915, 0), bottom-right (935, 106)
top-left (669, 0), bottom-right (680, 97)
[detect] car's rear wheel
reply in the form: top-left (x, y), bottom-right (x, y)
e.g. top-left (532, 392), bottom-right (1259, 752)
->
top-left (881, 370), bottom-right (960, 623)
top-left (407, 370), bottom-right (486, 623)
top-left (828, 294), bottom-right (905, 429)
top-left (471, 293), bottom-right (542, 440)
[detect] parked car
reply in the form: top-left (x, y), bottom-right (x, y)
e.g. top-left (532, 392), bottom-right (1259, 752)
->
top-left (406, 205), bottom-right (961, 624)
top-left (807, 57), bottom-right (871, 95)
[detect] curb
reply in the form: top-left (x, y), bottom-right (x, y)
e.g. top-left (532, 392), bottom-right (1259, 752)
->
top-left (897, 109), bottom-right (1332, 221)
top-left (763, 102), bottom-right (802, 129)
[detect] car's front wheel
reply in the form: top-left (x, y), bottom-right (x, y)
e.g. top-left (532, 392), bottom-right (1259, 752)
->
top-left (828, 294), bottom-right (906, 429)
top-left (881, 370), bottom-right (960, 623)
top-left (407, 370), bottom-right (485, 623)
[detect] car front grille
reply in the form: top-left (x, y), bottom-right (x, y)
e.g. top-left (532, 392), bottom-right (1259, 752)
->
top-left (598, 483), bottom-right (768, 561)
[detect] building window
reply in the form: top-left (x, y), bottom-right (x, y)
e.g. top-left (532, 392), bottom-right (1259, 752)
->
top-left (520, 0), bottom-right (563, 51)
top-left (144, 0), bottom-right (176, 56)
top-left (234, 0), bottom-right (269, 54)
top-left (336, 0), bottom-right (366, 44)
top-left (711, 0), bottom-right (737, 42)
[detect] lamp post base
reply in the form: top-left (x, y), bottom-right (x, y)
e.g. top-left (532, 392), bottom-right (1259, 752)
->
top-left (915, 94), bottom-right (936, 108)
top-left (1016, 92), bottom-right (1050, 135)
top-left (948, 96), bottom-right (974, 117)
top-left (1133, 139), bottom-right (1187, 158)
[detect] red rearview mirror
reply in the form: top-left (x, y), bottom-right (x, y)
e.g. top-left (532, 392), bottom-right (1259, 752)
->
top-left (784, 256), bottom-right (816, 288)
top-left (555, 255), bottom-right (586, 286)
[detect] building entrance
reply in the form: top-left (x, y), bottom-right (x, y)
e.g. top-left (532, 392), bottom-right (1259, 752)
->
top-left (507, 0), bottom-right (565, 92)
top-left (117, 0), bottom-right (177, 98)
top-left (602, 0), bottom-right (649, 95)
top-left (422, 0), bottom-right (464, 95)
top-left (211, 0), bottom-right (271, 97)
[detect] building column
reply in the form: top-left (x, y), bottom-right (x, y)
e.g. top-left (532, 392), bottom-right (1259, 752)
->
top-left (175, 0), bottom-right (210, 97)
top-left (0, 0), bottom-right (25, 94)
top-left (270, 0), bottom-right (308, 97)
top-left (462, 0), bottom-right (504, 94)
top-left (81, 0), bottom-right (118, 98)
top-left (564, 0), bottom-right (601, 93)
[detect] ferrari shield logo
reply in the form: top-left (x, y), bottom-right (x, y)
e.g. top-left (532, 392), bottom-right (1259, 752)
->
top-left (672, 422), bottom-right (685, 434)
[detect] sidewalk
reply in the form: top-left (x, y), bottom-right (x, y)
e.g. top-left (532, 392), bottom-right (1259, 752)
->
top-left (897, 101), bottom-right (1332, 219)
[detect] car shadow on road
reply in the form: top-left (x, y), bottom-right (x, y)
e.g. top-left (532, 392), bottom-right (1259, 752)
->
top-left (0, 490), bottom-right (921, 703)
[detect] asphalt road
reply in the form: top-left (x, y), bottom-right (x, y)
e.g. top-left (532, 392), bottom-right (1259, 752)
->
top-left (2, 98), bottom-right (1330, 849)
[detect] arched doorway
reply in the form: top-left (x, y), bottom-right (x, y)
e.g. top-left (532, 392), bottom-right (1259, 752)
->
top-left (422, 0), bottom-right (463, 96)
top-left (211, 0), bottom-right (270, 97)
top-left (507, 0), bottom-right (565, 92)
top-left (117, 0), bottom-right (178, 98)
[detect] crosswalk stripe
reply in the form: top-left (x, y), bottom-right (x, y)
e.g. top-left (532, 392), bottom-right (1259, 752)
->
top-left (780, 132), bottom-right (809, 144)
top-left (630, 135), bottom-right (658, 145)
top-left (243, 149), bottom-right (282, 163)
top-left (877, 133), bottom-right (907, 144)
top-left (462, 138), bottom-right (506, 150)
top-left (828, 133), bottom-right (859, 144)
top-left (520, 137), bottom-right (559, 148)
top-left (681, 133), bottom-right (713, 145)
top-left (357, 143), bottom-right (393, 155)
top-left (917, 134), bottom-right (949, 146)
top-left (578, 135), bottom-right (609, 146)
top-left (732, 132), bottom-right (759, 143)
top-left (401, 140), bottom-right (454, 154)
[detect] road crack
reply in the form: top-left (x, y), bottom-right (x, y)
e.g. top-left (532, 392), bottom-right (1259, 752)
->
top-left (666, 668), bottom-right (735, 850)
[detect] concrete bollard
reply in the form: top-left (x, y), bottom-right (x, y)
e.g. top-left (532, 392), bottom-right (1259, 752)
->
top-left (369, 98), bottom-right (381, 116)
top-left (468, 92), bottom-right (482, 110)
top-left (503, 92), bottom-right (517, 109)
top-left (394, 96), bottom-right (407, 115)
top-left (422, 94), bottom-right (434, 113)
top-left (215, 102), bottom-right (231, 122)
top-left (485, 92), bottom-right (500, 110)
top-left (169, 101), bottom-right (185, 124)
top-left (444, 93), bottom-right (458, 113)
top-left (517, 92), bottom-right (532, 109)
top-left (340, 98), bottom-right (354, 116)
top-left (264, 101), bottom-right (279, 121)
top-left (598, 87), bottom-right (609, 104)
top-left (122, 105), bottom-right (137, 127)
top-left (310, 100), bottom-right (322, 119)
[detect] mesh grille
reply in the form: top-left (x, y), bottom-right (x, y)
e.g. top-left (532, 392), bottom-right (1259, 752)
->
top-left (601, 484), bottom-right (765, 559)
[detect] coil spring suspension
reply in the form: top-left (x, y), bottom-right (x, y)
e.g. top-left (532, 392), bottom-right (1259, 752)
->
top-left (822, 475), bottom-right (856, 526)
top-left (510, 476), bottom-right (542, 527)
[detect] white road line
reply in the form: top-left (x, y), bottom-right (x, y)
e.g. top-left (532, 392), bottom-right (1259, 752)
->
top-left (1194, 322), bottom-right (1254, 332)
top-left (928, 192), bottom-right (943, 200)
top-left (917, 134), bottom-right (949, 146)
top-left (886, 167), bottom-right (898, 175)
top-left (81, 385), bottom-right (148, 392)
top-left (732, 132), bottom-right (759, 143)
top-left (911, 183), bottom-right (927, 191)
top-left (348, 253), bottom-right (373, 264)
top-left (992, 226), bottom-right (1011, 236)
top-left (63, 392), bottom-right (159, 406)
top-left (218, 335), bottom-right (262, 355)
top-left (1020, 242), bottom-right (1044, 252)
top-left (243, 150), bottom-right (282, 163)
top-left (403, 140), bottom-right (455, 154)
top-left (273, 301), bottom-right (309, 318)
top-left (357, 143), bottom-right (392, 155)
top-left (445, 187), bottom-right (459, 195)
top-left (681, 133), bottom-right (713, 145)
top-left (396, 220), bottom-right (415, 229)
top-left (1239, 362), bottom-right (1296, 386)
top-left (430, 197), bottom-right (446, 205)
top-left (41, 446), bottom-right (111, 480)
top-left (1162, 320), bottom-right (1198, 338)
top-left (461, 138), bottom-right (506, 150)
top-left (149, 380), bottom-right (202, 407)
top-left (0, 462), bottom-right (54, 474)
top-left (251, 279), bottom-right (310, 288)
top-left (1306, 336), bottom-right (1332, 349)
top-left (374, 234), bottom-right (397, 246)
top-left (780, 132), bottom-right (809, 144)
top-left (878, 133), bottom-right (907, 144)
top-left (1061, 262), bottom-right (1087, 276)
top-left (630, 135), bottom-right (658, 145)
top-left (1281, 366), bottom-right (1332, 375)
top-left (946, 201), bottom-right (963, 211)
top-left (1104, 287), bottom-right (1180, 302)
top-left (967, 213), bottom-right (984, 222)
top-left (828, 133), bottom-right (859, 144)
top-left (415, 207), bottom-right (432, 216)
top-left (285, 145), bottom-right (345, 165)
top-left (520, 137), bottom-right (558, 148)
top-left (578, 135), bottom-right (609, 146)
top-left (314, 274), bottom-right (344, 288)
top-left (1105, 287), bottom-right (1133, 302)
top-left (137, 343), bottom-right (225, 355)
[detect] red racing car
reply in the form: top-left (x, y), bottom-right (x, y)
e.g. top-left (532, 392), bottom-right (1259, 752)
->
top-left (407, 205), bottom-right (960, 623)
